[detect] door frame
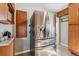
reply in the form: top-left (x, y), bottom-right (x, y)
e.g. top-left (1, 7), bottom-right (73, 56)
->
top-left (59, 15), bottom-right (68, 47)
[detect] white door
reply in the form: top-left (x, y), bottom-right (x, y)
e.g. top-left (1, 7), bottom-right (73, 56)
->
top-left (60, 16), bottom-right (68, 47)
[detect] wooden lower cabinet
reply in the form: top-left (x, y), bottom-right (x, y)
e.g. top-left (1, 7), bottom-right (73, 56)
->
top-left (68, 3), bottom-right (79, 55)
top-left (68, 25), bottom-right (79, 55)
top-left (0, 42), bottom-right (13, 56)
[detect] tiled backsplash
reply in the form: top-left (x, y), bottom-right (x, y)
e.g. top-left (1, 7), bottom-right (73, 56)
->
top-left (0, 24), bottom-right (13, 37)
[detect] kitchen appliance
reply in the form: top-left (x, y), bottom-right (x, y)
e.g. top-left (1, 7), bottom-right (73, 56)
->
top-left (34, 11), bottom-right (55, 46)
top-left (30, 11), bottom-right (56, 55)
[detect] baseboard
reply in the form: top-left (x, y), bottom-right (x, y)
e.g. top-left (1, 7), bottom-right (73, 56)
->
top-left (60, 42), bottom-right (68, 48)
top-left (15, 50), bottom-right (30, 56)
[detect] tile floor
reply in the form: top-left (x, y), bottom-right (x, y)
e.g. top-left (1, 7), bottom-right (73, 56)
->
top-left (17, 44), bottom-right (76, 56)
top-left (16, 52), bottom-right (31, 56)
top-left (35, 45), bottom-right (56, 56)
top-left (57, 44), bottom-right (75, 56)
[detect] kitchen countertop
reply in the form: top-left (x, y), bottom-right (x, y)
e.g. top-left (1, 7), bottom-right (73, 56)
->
top-left (0, 38), bottom-right (14, 46)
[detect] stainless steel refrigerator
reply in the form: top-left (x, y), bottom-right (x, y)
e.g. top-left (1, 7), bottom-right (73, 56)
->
top-left (30, 10), bottom-right (56, 56)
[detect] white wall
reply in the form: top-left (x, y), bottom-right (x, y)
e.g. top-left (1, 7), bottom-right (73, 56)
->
top-left (56, 17), bottom-right (60, 45)
top-left (15, 3), bottom-right (47, 53)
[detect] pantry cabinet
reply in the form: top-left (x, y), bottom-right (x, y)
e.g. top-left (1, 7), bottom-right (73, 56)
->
top-left (68, 3), bottom-right (79, 55)
top-left (68, 25), bottom-right (77, 51)
top-left (16, 10), bottom-right (27, 24)
top-left (16, 10), bottom-right (27, 38)
top-left (68, 25), bottom-right (79, 55)
top-left (69, 4), bottom-right (79, 25)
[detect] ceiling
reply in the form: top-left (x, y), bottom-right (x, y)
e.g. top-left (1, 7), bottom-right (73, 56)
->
top-left (16, 3), bottom-right (69, 12)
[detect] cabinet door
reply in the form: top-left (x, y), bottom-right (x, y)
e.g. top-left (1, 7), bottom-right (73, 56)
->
top-left (16, 10), bottom-right (27, 24)
top-left (16, 25), bottom-right (27, 38)
top-left (11, 3), bottom-right (15, 9)
top-left (0, 3), bottom-right (8, 20)
top-left (76, 25), bottom-right (79, 54)
top-left (68, 25), bottom-right (77, 51)
top-left (0, 42), bottom-right (13, 56)
top-left (16, 10), bottom-right (27, 38)
top-left (9, 42), bottom-right (13, 56)
top-left (69, 4), bottom-right (79, 24)
top-left (7, 3), bottom-right (15, 24)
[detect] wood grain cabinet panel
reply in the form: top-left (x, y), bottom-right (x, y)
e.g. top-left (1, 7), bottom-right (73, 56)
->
top-left (69, 4), bottom-right (79, 24)
top-left (57, 7), bottom-right (68, 17)
top-left (76, 26), bottom-right (79, 54)
top-left (68, 25), bottom-right (77, 51)
top-left (0, 3), bottom-right (8, 20)
top-left (16, 25), bottom-right (27, 37)
top-left (68, 3), bottom-right (79, 55)
top-left (0, 3), bottom-right (15, 24)
top-left (7, 3), bottom-right (15, 24)
top-left (0, 42), bottom-right (13, 56)
top-left (68, 25), bottom-right (79, 55)
top-left (11, 3), bottom-right (15, 10)
top-left (16, 10), bottom-right (27, 38)
top-left (16, 10), bottom-right (27, 25)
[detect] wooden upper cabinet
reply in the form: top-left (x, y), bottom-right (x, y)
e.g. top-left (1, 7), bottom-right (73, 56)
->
top-left (12, 4), bottom-right (15, 9)
top-left (69, 4), bottom-right (79, 24)
top-left (10, 3), bottom-right (15, 10)
top-left (7, 3), bottom-right (15, 24)
top-left (68, 3), bottom-right (79, 55)
top-left (8, 3), bottom-right (15, 13)
top-left (16, 10), bottom-right (27, 25)
top-left (57, 7), bottom-right (68, 17)
top-left (16, 10), bottom-right (27, 38)
top-left (0, 3), bottom-right (8, 20)
top-left (0, 3), bottom-right (15, 24)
